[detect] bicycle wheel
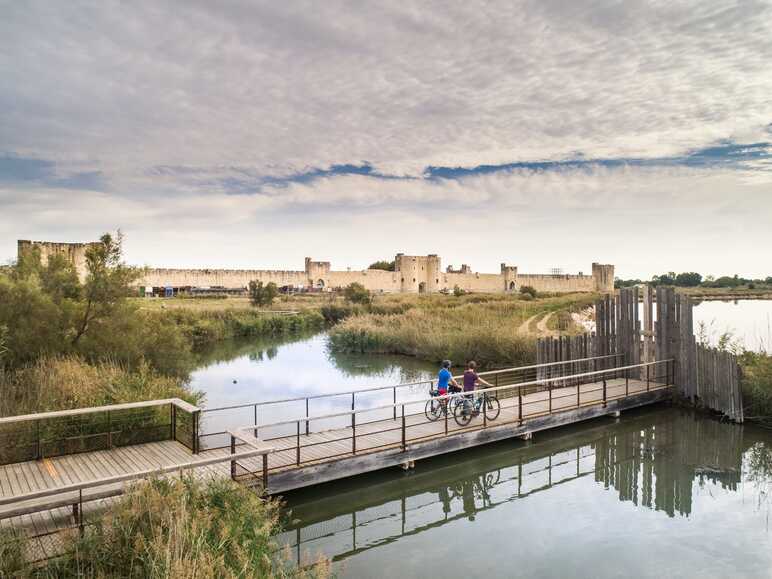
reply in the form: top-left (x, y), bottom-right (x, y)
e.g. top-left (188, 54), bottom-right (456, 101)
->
top-left (453, 398), bottom-right (473, 427)
top-left (425, 398), bottom-right (442, 421)
top-left (484, 394), bottom-right (501, 421)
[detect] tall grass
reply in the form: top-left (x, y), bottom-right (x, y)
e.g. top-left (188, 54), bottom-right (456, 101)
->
top-left (329, 293), bottom-right (596, 368)
top-left (0, 356), bottom-right (200, 418)
top-left (1, 477), bottom-right (330, 578)
top-left (740, 351), bottom-right (772, 426)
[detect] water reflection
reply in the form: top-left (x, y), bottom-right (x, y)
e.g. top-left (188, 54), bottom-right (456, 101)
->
top-left (279, 408), bottom-right (770, 573)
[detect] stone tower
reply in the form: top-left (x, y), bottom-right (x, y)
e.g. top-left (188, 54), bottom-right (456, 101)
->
top-left (17, 240), bottom-right (100, 281)
top-left (305, 257), bottom-right (331, 288)
top-left (395, 253), bottom-right (441, 293)
top-left (501, 263), bottom-right (518, 292)
top-left (592, 263), bottom-right (615, 292)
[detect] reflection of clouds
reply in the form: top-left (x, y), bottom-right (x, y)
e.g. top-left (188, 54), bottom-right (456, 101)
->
top-left (192, 334), bottom-right (434, 434)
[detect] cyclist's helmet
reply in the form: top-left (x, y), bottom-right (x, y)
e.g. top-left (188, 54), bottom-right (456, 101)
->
top-left (441, 360), bottom-right (452, 369)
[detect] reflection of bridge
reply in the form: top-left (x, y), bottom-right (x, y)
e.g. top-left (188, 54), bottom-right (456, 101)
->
top-left (277, 409), bottom-right (744, 566)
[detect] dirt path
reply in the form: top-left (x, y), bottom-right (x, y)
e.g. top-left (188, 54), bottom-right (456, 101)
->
top-left (517, 313), bottom-right (540, 335)
top-left (536, 311), bottom-right (554, 335)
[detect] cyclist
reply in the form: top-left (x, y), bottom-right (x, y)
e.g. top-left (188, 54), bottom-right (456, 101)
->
top-left (463, 360), bottom-right (492, 415)
top-left (437, 360), bottom-right (461, 396)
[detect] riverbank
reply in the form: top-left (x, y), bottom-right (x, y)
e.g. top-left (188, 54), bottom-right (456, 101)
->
top-left (329, 293), bottom-right (596, 368)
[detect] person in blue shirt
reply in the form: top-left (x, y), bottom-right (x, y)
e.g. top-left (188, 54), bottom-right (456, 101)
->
top-left (437, 360), bottom-right (460, 396)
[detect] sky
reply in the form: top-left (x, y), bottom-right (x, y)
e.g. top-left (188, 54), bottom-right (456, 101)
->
top-left (1, 1), bottom-right (771, 279)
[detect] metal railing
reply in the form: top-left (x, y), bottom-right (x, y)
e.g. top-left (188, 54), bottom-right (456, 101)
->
top-left (0, 398), bottom-right (202, 466)
top-left (229, 359), bottom-right (674, 476)
top-left (200, 354), bottom-right (624, 450)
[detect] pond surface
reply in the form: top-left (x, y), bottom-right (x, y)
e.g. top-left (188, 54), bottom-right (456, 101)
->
top-left (190, 333), bottom-right (436, 440)
top-left (279, 406), bottom-right (772, 578)
top-left (693, 299), bottom-right (772, 353)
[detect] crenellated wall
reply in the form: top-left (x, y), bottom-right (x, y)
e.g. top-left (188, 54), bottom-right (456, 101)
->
top-left (16, 240), bottom-right (614, 294)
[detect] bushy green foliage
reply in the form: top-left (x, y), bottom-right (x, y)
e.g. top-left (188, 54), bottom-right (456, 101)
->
top-left (740, 352), bottom-right (772, 426)
top-left (248, 280), bottom-right (278, 307)
top-left (10, 477), bottom-right (329, 578)
top-left (453, 285), bottom-right (466, 297)
top-left (367, 260), bottom-right (395, 271)
top-left (519, 285), bottom-right (537, 298)
top-left (343, 282), bottom-right (372, 305)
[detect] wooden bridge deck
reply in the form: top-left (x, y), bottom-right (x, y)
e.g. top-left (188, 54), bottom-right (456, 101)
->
top-left (233, 376), bottom-right (669, 492)
top-left (0, 361), bottom-right (672, 562)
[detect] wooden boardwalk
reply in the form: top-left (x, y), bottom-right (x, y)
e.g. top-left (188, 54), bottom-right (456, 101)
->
top-left (0, 357), bottom-right (673, 562)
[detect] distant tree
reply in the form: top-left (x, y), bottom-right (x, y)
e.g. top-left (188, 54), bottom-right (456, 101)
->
top-left (713, 275), bottom-right (742, 288)
top-left (651, 272), bottom-right (677, 286)
top-left (72, 232), bottom-right (141, 345)
top-left (452, 285), bottom-right (466, 297)
top-left (368, 260), bottom-right (396, 271)
top-left (674, 272), bottom-right (702, 287)
top-left (248, 281), bottom-right (278, 307)
top-left (344, 282), bottom-right (371, 305)
top-left (614, 278), bottom-right (642, 289)
top-left (766, 276), bottom-right (772, 285)
top-left (519, 285), bottom-right (537, 298)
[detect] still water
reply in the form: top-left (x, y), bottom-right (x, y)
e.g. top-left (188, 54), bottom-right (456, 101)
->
top-left (279, 407), bottom-right (772, 578)
top-left (189, 333), bottom-right (436, 438)
top-left (693, 299), bottom-right (772, 352)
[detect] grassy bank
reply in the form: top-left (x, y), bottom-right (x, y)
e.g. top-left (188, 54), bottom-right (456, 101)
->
top-left (329, 293), bottom-right (595, 368)
top-left (160, 308), bottom-right (325, 348)
top-left (740, 352), bottom-right (772, 427)
top-left (0, 477), bottom-right (329, 578)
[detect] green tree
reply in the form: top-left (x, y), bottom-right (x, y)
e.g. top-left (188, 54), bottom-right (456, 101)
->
top-left (72, 232), bottom-right (141, 345)
top-left (519, 285), bottom-right (537, 298)
top-left (368, 260), bottom-right (396, 271)
top-left (248, 280), bottom-right (278, 307)
top-left (674, 272), bottom-right (702, 287)
top-left (344, 282), bottom-right (371, 304)
top-left (453, 285), bottom-right (466, 297)
top-left (651, 272), bottom-right (676, 286)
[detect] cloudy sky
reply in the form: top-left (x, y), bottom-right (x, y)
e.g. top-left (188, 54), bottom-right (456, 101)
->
top-left (1, 1), bottom-right (771, 278)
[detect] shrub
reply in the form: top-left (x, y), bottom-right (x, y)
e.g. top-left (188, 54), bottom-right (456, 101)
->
top-left (368, 260), bottom-right (395, 271)
top-left (453, 285), bottom-right (466, 297)
top-left (519, 285), bottom-right (537, 298)
top-left (343, 282), bottom-right (371, 305)
top-left (740, 352), bottom-right (772, 426)
top-left (249, 281), bottom-right (278, 307)
top-left (39, 476), bottom-right (330, 578)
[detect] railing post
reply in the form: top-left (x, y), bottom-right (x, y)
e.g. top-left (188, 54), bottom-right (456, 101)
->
top-left (262, 453), bottom-right (268, 493)
top-left (625, 370), bottom-right (629, 397)
top-left (254, 404), bottom-right (259, 439)
top-left (170, 403), bottom-right (177, 442)
top-left (351, 392), bottom-right (355, 428)
top-left (393, 387), bottom-right (397, 420)
top-left (401, 404), bottom-right (406, 451)
top-left (230, 435), bottom-right (236, 480)
top-left (646, 364), bottom-right (650, 392)
top-left (107, 410), bottom-right (112, 449)
top-left (518, 386), bottom-right (523, 425)
top-left (483, 392), bottom-right (487, 428)
top-left (577, 380), bottom-right (580, 408)
top-left (602, 378), bottom-right (607, 407)
top-left (305, 398), bottom-right (310, 435)
top-left (296, 421), bottom-right (301, 465)
top-left (36, 419), bottom-right (41, 460)
top-left (444, 396), bottom-right (448, 435)
top-left (548, 384), bottom-right (552, 414)
top-left (192, 410), bottom-right (200, 454)
top-left (352, 412), bottom-right (357, 455)
top-left (78, 489), bottom-right (84, 536)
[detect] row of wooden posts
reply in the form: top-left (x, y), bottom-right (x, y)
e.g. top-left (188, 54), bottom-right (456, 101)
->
top-left (536, 286), bottom-right (744, 422)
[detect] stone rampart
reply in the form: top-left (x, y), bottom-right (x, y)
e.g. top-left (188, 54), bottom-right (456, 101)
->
top-left (16, 240), bottom-right (614, 294)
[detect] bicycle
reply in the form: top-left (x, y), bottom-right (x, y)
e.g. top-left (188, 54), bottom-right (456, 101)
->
top-left (425, 387), bottom-right (463, 421)
top-left (453, 389), bottom-right (501, 426)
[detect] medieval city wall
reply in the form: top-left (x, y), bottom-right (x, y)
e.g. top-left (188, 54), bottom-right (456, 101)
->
top-left (16, 240), bottom-right (614, 294)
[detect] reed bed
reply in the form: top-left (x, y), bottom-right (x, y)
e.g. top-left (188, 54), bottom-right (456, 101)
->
top-left (329, 293), bottom-right (596, 368)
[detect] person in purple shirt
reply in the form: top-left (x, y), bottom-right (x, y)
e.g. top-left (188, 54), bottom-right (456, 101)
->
top-left (463, 360), bottom-right (492, 414)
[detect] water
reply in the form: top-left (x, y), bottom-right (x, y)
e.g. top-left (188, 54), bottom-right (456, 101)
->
top-left (278, 407), bottom-right (772, 578)
top-left (693, 299), bottom-right (772, 352)
top-left (190, 333), bottom-right (436, 441)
